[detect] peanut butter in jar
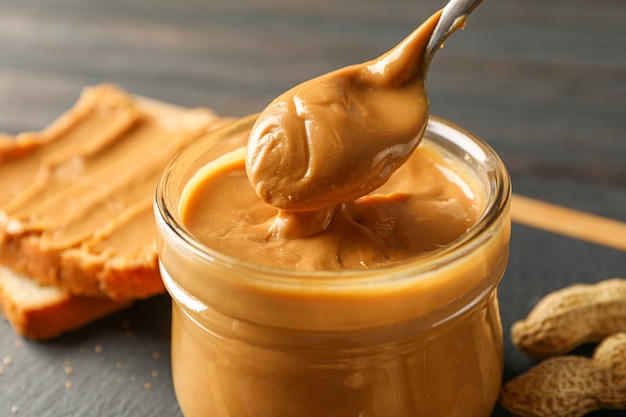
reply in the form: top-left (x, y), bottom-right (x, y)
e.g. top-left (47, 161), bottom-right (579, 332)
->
top-left (154, 7), bottom-right (510, 416)
top-left (154, 113), bottom-right (511, 417)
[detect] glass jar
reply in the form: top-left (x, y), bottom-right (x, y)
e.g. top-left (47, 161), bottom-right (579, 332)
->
top-left (154, 114), bottom-right (511, 417)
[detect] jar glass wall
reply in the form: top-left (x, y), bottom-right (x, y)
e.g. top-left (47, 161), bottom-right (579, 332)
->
top-left (154, 114), bottom-right (511, 417)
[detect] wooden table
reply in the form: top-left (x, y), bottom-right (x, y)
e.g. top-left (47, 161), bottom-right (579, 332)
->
top-left (1, 0), bottom-right (625, 415)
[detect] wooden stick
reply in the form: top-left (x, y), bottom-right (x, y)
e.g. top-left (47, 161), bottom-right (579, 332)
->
top-left (511, 194), bottom-right (626, 252)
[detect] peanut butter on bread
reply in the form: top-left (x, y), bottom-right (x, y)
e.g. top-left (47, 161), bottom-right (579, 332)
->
top-left (0, 84), bottom-right (226, 314)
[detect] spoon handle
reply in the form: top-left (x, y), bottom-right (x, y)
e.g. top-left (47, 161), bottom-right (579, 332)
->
top-left (425, 0), bottom-right (484, 68)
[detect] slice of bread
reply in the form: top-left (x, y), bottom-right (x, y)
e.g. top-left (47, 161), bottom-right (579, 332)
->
top-left (0, 84), bottom-right (227, 301)
top-left (0, 85), bottom-right (230, 339)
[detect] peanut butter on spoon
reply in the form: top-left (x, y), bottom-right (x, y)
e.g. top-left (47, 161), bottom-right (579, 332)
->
top-left (246, 0), bottom-right (483, 239)
top-left (246, 11), bottom-right (441, 213)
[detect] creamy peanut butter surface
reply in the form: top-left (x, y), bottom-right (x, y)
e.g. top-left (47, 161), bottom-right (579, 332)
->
top-left (181, 141), bottom-right (481, 270)
top-left (1, 87), bottom-right (213, 252)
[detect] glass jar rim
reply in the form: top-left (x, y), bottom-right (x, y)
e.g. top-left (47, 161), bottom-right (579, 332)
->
top-left (154, 113), bottom-right (511, 290)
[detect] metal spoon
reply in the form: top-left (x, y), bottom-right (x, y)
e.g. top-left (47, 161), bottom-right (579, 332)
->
top-left (424, 0), bottom-right (484, 71)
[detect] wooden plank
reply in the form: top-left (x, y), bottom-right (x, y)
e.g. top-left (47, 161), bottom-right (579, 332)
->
top-left (512, 194), bottom-right (626, 252)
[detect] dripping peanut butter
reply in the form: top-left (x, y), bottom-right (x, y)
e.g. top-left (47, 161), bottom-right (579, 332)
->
top-left (155, 9), bottom-right (511, 417)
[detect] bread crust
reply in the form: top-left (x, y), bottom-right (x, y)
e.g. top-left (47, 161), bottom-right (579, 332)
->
top-left (0, 266), bottom-right (131, 340)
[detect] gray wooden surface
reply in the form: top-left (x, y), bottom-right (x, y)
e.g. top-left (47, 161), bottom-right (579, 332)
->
top-left (1, 0), bottom-right (625, 416)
